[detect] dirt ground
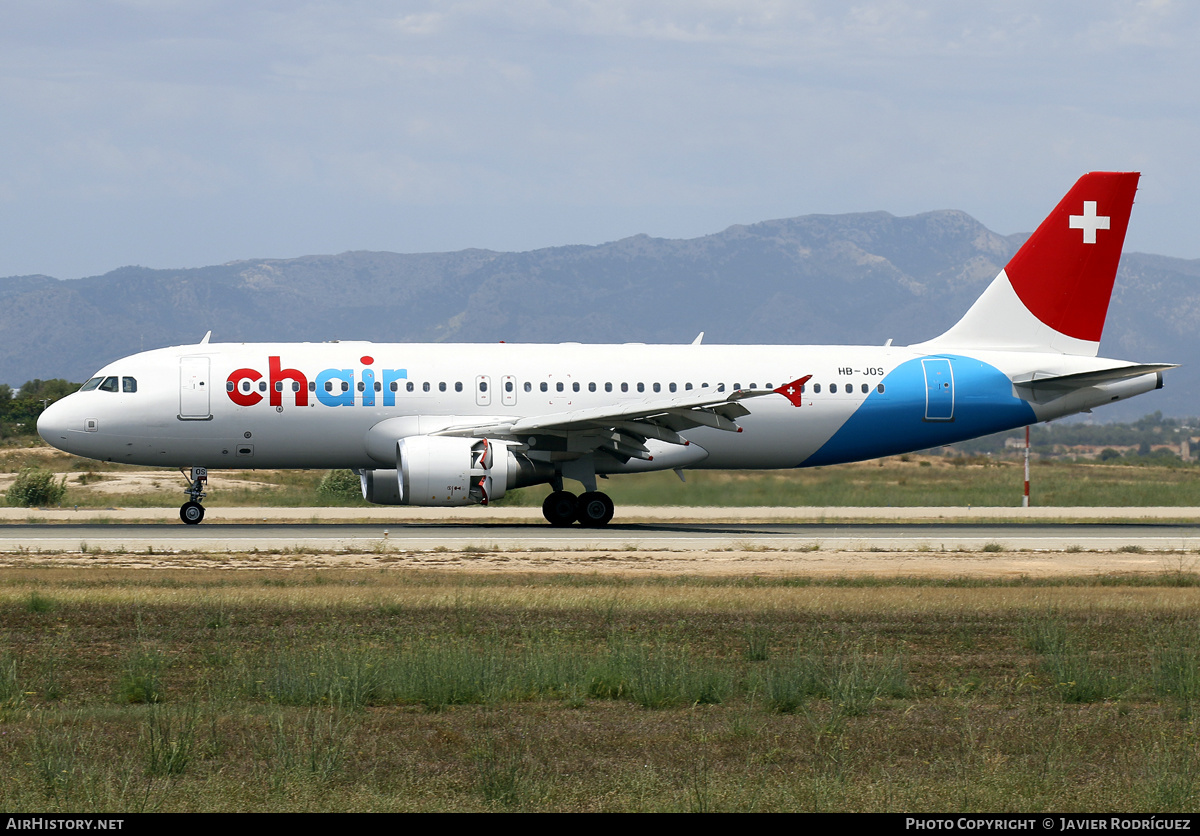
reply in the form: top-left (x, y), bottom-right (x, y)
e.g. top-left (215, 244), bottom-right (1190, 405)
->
top-left (0, 545), bottom-right (1188, 578)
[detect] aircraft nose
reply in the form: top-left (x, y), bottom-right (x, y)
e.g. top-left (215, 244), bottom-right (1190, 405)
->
top-left (37, 397), bottom-right (76, 448)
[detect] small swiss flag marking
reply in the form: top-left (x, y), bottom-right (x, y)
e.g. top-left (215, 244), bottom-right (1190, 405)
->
top-left (774, 375), bottom-right (812, 407)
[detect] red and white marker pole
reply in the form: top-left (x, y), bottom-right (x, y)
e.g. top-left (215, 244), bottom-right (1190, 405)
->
top-left (1023, 425), bottom-right (1031, 508)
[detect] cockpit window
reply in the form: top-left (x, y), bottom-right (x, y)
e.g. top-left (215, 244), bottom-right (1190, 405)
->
top-left (122, 377), bottom-right (137, 393)
top-left (98, 376), bottom-right (119, 392)
top-left (80, 377), bottom-right (103, 392)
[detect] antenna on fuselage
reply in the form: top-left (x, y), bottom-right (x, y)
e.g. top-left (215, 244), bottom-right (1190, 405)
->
top-left (692, 332), bottom-right (704, 345)
top-left (199, 331), bottom-right (212, 345)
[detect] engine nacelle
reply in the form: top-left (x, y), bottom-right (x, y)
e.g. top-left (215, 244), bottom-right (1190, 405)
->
top-left (360, 468), bottom-right (403, 505)
top-left (360, 436), bottom-right (552, 506)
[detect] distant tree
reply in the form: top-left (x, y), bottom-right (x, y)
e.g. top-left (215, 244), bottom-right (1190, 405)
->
top-left (0, 379), bottom-right (78, 437)
top-left (16, 379), bottom-right (77, 403)
top-left (1133, 411), bottom-right (1169, 432)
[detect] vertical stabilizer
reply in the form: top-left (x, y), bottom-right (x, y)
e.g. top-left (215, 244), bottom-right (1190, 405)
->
top-left (915, 172), bottom-right (1139, 356)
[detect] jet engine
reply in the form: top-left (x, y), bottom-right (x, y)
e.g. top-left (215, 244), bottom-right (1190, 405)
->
top-left (360, 435), bottom-right (552, 506)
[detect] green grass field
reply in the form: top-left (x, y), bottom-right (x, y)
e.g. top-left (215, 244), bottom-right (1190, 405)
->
top-left (2, 569), bottom-right (1200, 811)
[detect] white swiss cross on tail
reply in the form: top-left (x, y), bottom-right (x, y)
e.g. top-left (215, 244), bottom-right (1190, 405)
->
top-left (1069, 200), bottom-right (1111, 244)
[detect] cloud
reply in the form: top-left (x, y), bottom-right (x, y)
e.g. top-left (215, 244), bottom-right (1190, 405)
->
top-left (1, 0), bottom-right (1198, 278)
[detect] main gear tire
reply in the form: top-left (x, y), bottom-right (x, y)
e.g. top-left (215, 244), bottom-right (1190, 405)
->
top-left (576, 491), bottom-right (615, 527)
top-left (542, 491), bottom-right (579, 526)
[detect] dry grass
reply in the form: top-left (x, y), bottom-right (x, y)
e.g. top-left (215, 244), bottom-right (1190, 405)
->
top-left (1, 567), bottom-right (1199, 811)
top-left (4, 441), bottom-right (1200, 508)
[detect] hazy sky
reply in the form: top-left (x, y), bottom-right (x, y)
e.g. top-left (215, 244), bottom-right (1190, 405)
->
top-left (2, 1), bottom-right (1197, 279)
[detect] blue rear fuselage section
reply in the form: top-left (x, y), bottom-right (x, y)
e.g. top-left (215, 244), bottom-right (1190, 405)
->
top-left (801, 355), bottom-right (1036, 466)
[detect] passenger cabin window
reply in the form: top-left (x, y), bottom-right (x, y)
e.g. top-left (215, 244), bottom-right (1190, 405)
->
top-left (572, 382), bottom-right (580, 392)
top-left (480, 381), bottom-right (488, 392)
top-left (813, 384), bottom-right (821, 393)
top-left (621, 383), bottom-right (628, 392)
top-left (877, 383), bottom-right (885, 394)
top-left (423, 382), bottom-right (430, 392)
top-left (454, 382), bottom-right (462, 392)
top-left (99, 376), bottom-right (119, 392)
top-left (861, 383), bottom-right (869, 394)
top-left (540, 382), bottom-right (548, 392)
top-left (122, 377), bottom-right (137, 393)
top-left (669, 383), bottom-right (676, 393)
top-left (588, 382), bottom-right (596, 392)
top-left (652, 383), bottom-right (661, 393)
top-left (830, 383), bottom-right (838, 393)
top-left (439, 382), bottom-right (447, 392)
top-left (524, 382), bottom-right (532, 392)
top-left (605, 383), bottom-right (612, 392)
top-left (637, 383), bottom-right (644, 393)
top-left (556, 382), bottom-right (564, 392)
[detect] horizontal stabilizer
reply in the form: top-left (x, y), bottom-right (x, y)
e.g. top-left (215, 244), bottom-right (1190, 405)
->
top-left (1012, 363), bottom-right (1176, 390)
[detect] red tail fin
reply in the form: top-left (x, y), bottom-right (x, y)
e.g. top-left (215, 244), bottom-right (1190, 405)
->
top-left (915, 172), bottom-right (1139, 356)
top-left (1005, 172), bottom-right (1139, 342)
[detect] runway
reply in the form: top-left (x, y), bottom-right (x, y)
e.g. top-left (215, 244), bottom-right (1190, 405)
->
top-left (2, 520), bottom-right (1198, 554)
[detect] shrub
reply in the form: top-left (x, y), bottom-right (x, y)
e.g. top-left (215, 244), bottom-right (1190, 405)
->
top-left (5, 468), bottom-right (66, 507)
top-left (316, 469), bottom-right (361, 501)
top-left (117, 651), bottom-right (166, 704)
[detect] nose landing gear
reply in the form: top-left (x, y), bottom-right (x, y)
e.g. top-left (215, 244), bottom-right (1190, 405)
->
top-left (179, 467), bottom-right (207, 525)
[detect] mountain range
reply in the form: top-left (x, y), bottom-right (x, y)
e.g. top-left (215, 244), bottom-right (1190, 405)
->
top-left (2, 209), bottom-right (1195, 420)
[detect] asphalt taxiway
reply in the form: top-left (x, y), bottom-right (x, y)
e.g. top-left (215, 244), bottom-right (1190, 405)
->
top-left (1, 519), bottom-right (1197, 554)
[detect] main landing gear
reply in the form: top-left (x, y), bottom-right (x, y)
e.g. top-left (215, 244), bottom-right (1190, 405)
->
top-left (542, 490), bottom-right (615, 528)
top-left (180, 467), bottom-right (207, 525)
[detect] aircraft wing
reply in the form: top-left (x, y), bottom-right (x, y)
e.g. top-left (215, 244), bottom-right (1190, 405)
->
top-left (434, 376), bottom-right (811, 461)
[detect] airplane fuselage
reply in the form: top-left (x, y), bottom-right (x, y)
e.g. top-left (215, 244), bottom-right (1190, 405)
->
top-left (38, 340), bottom-right (1161, 473)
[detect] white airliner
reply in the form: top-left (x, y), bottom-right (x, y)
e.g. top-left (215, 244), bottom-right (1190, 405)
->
top-left (37, 172), bottom-right (1173, 526)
